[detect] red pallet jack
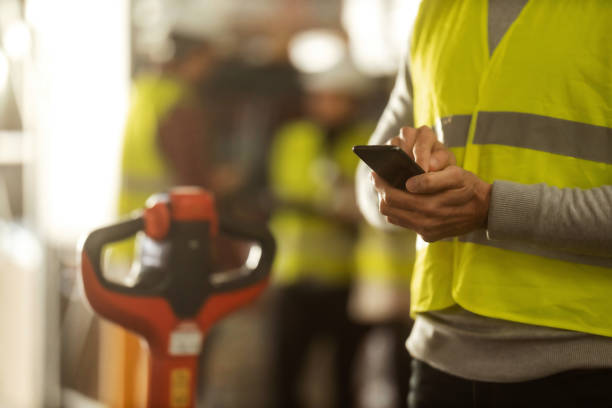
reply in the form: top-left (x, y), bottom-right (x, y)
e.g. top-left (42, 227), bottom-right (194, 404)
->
top-left (81, 187), bottom-right (275, 408)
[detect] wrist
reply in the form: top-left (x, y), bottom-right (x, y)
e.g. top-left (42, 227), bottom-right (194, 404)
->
top-left (478, 180), bottom-right (493, 229)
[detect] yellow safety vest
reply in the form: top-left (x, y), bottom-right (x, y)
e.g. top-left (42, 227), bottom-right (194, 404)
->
top-left (410, 0), bottom-right (612, 336)
top-left (355, 225), bottom-right (414, 288)
top-left (113, 74), bottom-right (192, 261)
top-left (269, 120), bottom-right (373, 285)
top-left (118, 74), bottom-right (192, 216)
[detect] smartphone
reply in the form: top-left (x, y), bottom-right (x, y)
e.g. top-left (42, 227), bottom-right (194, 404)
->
top-left (353, 145), bottom-right (424, 190)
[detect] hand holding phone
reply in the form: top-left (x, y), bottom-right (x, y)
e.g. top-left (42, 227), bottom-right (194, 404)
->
top-left (353, 145), bottom-right (424, 191)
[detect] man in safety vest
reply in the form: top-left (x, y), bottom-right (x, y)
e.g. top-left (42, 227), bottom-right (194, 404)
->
top-left (116, 31), bottom-right (244, 270)
top-left (268, 59), bottom-right (374, 408)
top-left (357, 1), bottom-right (612, 407)
top-left (119, 32), bottom-right (217, 221)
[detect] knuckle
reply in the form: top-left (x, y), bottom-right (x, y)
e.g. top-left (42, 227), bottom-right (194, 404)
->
top-left (421, 199), bottom-right (438, 216)
top-left (436, 149), bottom-right (450, 161)
top-left (422, 234), bottom-right (435, 243)
top-left (449, 165), bottom-right (462, 178)
top-left (459, 185), bottom-right (472, 200)
top-left (423, 232), bottom-right (442, 243)
top-left (417, 125), bottom-right (434, 138)
top-left (386, 193), bottom-right (400, 207)
top-left (414, 217), bottom-right (431, 233)
top-left (418, 224), bottom-right (434, 241)
top-left (420, 174), bottom-right (433, 189)
top-left (388, 136), bottom-right (401, 146)
top-left (400, 126), bottom-right (416, 142)
top-left (421, 219), bottom-right (434, 233)
top-left (378, 199), bottom-right (388, 214)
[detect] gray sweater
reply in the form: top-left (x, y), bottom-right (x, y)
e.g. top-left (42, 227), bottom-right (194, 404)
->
top-left (356, 0), bottom-right (612, 382)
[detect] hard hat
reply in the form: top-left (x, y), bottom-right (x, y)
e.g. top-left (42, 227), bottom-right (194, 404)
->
top-left (302, 58), bottom-right (372, 96)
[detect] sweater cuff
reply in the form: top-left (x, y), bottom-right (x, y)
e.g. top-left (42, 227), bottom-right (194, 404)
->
top-left (487, 180), bottom-right (540, 241)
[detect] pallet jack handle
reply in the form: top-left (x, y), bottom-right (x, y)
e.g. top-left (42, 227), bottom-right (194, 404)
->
top-left (80, 187), bottom-right (274, 408)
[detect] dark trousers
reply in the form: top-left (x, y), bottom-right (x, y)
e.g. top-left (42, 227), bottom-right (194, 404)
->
top-left (271, 283), bottom-right (367, 408)
top-left (358, 322), bottom-right (413, 408)
top-left (391, 322), bottom-right (413, 406)
top-left (408, 359), bottom-right (612, 408)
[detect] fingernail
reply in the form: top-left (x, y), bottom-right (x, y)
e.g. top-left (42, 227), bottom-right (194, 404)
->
top-left (369, 172), bottom-right (375, 184)
top-left (405, 178), bottom-right (415, 192)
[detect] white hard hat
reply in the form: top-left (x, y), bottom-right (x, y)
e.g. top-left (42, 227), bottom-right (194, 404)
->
top-left (302, 58), bottom-right (372, 96)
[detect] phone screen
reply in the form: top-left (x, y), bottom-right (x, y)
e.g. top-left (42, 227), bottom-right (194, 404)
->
top-left (353, 145), bottom-right (424, 190)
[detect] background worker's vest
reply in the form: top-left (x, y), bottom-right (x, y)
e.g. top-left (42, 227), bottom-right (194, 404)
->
top-left (355, 225), bottom-right (414, 288)
top-left (269, 120), bottom-right (372, 285)
top-left (410, 0), bottom-right (612, 336)
top-left (351, 225), bottom-right (415, 322)
top-left (118, 74), bottom-right (191, 217)
top-left (113, 75), bottom-right (192, 263)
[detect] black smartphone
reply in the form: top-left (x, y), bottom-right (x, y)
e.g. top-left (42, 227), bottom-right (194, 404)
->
top-left (353, 145), bottom-right (424, 190)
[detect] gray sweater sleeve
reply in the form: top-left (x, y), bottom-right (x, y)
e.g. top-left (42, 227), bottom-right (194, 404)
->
top-left (356, 50), bottom-right (414, 229)
top-left (488, 181), bottom-right (612, 258)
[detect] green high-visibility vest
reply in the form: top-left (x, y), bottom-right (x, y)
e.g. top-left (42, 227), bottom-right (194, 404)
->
top-left (355, 225), bottom-right (414, 287)
top-left (113, 75), bottom-right (191, 261)
top-left (118, 74), bottom-right (191, 217)
top-left (410, 0), bottom-right (612, 336)
top-left (269, 120), bottom-right (373, 285)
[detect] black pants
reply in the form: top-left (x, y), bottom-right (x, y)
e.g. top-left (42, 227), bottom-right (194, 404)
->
top-left (408, 359), bottom-right (612, 408)
top-left (359, 322), bottom-right (413, 408)
top-left (271, 283), bottom-right (367, 408)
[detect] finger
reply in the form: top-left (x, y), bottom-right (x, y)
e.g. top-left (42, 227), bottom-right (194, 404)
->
top-left (386, 215), bottom-right (415, 230)
top-left (387, 136), bottom-right (401, 147)
top-left (385, 208), bottom-right (441, 241)
top-left (371, 171), bottom-right (392, 192)
top-left (405, 165), bottom-right (464, 194)
top-left (384, 187), bottom-right (472, 220)
top-left (435, 187), bottom-right (473, 206)
top-left (413, 126), bottom-right (437, 172)
top-left (373, 172), bottom-right (457, 217)
top-left (375, 176), bottom-right (433, 213)
top-left (382, 205), bottom-right (421, 230)
top-left (386, 206), bottom-right (461, 242)
top-left (399, 127), bottom-right (417, 159)
top-left (429, 142), bottom-right (456, 171)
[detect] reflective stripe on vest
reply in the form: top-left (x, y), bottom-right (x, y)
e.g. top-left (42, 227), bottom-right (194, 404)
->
top-left (410, 0), bottom-right (612, 336)
top-left (474, 111), bottom-right (612, 164)
top-left (434, 115), bottom-right (471, 148)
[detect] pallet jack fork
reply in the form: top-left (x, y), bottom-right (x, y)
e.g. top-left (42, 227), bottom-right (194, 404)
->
top-left (81, 187), bottom-right (275, 408)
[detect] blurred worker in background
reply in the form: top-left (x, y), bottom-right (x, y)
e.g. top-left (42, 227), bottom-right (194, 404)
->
top-left (268, 59), bottom-right (373, 408)
top-left (118, 30), bottom-right (219, 223)
top-left (350, 225), bottom-right (415, 407)
top-left (357, 1), bottom-right (612, 407)
top-left (117, 29), bottom-right (249, 274)
top-left (199, 44), bottom-right (302, 223)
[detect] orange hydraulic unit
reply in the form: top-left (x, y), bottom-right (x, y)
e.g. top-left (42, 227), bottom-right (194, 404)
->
top-left (81, 187), bottom-right (275, 408)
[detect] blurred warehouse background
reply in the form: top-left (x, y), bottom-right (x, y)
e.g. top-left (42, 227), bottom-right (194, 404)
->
top-left (0, 0), bottom-right (421, 407)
